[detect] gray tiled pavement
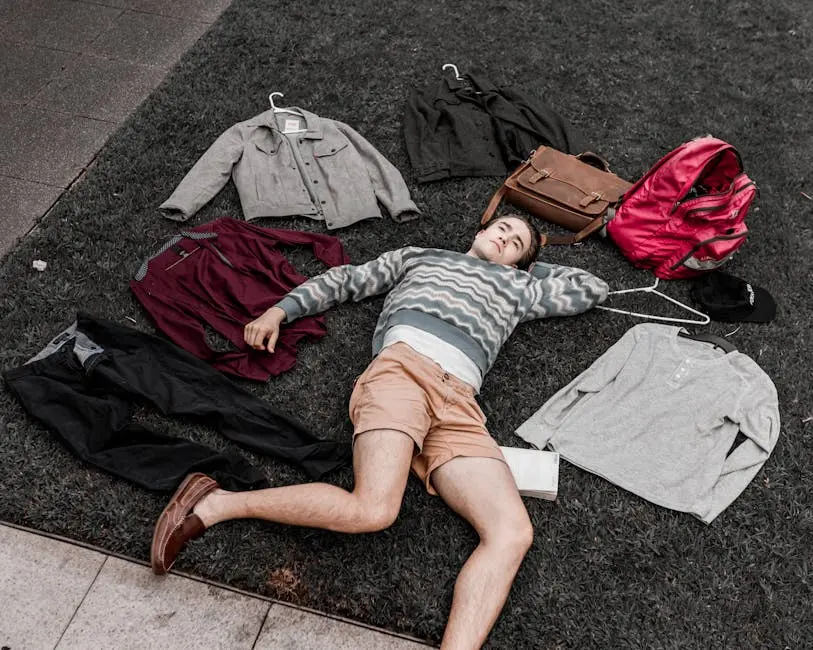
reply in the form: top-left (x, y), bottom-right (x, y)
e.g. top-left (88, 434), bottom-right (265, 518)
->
top-left (0, 524), bottom-right (431, 649)
top-left (0, 0), bottom-right (432, 646)
top-left (0, 0), bottom-right (220, 257)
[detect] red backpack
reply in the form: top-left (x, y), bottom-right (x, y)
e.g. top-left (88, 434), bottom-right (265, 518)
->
top-left (606, 137), bottom-right (757, 280)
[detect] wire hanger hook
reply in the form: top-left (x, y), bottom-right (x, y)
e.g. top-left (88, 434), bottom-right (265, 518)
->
top-left (268, 92), bottom-right (284, 111)
top-left (442, 63), bottom-right (464, 81)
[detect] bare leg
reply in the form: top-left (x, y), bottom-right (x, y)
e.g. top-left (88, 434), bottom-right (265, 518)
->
top-left (194, 429), bottom-right (414, 533)
top-left (431, 457), bottom-right (534, 650)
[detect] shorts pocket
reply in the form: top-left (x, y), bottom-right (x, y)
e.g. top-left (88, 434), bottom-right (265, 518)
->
top-left (348, 378), bottom-right (370, 424)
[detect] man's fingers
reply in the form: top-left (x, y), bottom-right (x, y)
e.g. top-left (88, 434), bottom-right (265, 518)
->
top-left (266, 329), bottom-right (279, 352)
top-left (245, 323), bottom-right (266, 350)
top-left (244, 324), bottom-right (257, 347)
top-left (245, 313), bottom-right (283, 352)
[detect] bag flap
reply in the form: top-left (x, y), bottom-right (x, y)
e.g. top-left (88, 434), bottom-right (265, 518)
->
top-left (516, 147), bottom-right (631, 212)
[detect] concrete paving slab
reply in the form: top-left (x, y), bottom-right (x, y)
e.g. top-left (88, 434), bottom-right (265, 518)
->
top-left (0, 524), bottom-right (106, 649)
top-left (35, 54), bottom-right (167, 122)
top-left (56, 557), bottom-right (270, 649)
top-left (0, 104), bottom-right (116, 187)
top-left (0, 175), bottom-right (64, 258)
top-left (255, 605), bottom-right (430, 649)
top-left (0, 0), bottom-right (122, 53)
top-left (0, 41), bottom-right (78, 105)
top-left (84, 10), bottom-right (212, 68)
top-left (92, 0), bottom-right (233, 23)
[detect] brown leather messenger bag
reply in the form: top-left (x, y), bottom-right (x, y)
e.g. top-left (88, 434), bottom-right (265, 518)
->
top-left (481, 146), bottom-right (632, 245)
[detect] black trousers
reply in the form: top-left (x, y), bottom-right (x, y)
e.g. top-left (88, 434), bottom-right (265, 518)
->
top-left (2, 313), bottom-right (351, 492)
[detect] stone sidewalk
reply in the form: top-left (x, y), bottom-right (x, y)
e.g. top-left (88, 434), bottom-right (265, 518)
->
top-left (0, 523), bottom-right (429, 649)
top-left (0, 0), bottom-right (234, 256)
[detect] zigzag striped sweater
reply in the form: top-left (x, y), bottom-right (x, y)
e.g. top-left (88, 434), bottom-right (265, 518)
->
top-left (276, 247), bottom-right (609, 377)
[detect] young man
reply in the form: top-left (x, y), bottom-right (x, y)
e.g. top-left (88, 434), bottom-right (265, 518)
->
top-left (151, 214), bottom-right (609, 649)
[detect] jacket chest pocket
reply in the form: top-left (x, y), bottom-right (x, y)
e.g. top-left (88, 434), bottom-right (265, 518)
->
top-left (252, 140), bottom-right (297, 201)
top-left (313, 140), bottom-right (361, 187)
top-left (313, 140), bottom-right (349, 160)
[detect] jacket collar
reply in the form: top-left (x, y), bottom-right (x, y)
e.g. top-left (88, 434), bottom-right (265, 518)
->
top-left (246, 108), bottom-right (324, 139)
top-left (465, 71), bottom-right (499, 93)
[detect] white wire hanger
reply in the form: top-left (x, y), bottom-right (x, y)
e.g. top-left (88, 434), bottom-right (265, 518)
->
top-left (269, 92), bottom-right (307, 133)
top-left (442, 63), bottom-right (464, 81)
top-left (596, 277), bottom-right (710, 325)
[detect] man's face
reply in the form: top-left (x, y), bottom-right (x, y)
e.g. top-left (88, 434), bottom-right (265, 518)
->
top-left (471, 217), bottom-right (533, 267)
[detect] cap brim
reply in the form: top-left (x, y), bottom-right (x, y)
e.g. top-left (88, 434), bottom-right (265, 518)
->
top-left (740, 284), bottom-right (777, 323)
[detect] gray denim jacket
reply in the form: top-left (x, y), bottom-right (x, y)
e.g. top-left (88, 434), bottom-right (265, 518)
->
top-left (159, 108), bottom-right (420, 229)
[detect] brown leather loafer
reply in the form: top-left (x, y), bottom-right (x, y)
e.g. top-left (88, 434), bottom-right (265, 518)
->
top-left (151, 472), bottom-right (220, 575)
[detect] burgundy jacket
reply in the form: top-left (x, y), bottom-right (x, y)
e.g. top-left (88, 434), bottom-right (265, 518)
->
top-left (131, 217), bottom-right (349, 380)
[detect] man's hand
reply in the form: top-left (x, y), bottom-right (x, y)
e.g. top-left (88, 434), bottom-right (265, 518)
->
top-left (244, 306), bottom-right (286, 352)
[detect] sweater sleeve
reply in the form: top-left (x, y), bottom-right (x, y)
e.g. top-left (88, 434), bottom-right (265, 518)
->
top-left (519, 262), bottom-right (610, 322)
top-left (274, 248), bottom-right (408, 322)
top-left (514, 326), bottom-right (639, 448)
top-left (336, 122), bottom-right (421, 222)
top-left (159, 124), bottom-right (245, 221)
top-left (695, 370), bottom-right (781, 524)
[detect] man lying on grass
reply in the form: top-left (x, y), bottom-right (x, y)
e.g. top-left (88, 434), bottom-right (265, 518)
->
top-left (151, 214), bottom-right (609, 649)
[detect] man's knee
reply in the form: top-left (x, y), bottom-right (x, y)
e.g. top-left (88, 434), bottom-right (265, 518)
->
top-left (485, 517), bottom-right (534, 557)
top-left (354, 496), bottom-right (401, 533)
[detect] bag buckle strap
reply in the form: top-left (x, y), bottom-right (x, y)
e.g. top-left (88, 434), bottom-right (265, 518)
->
top-left (579, 191), bottom-right (603, 208)
top-left (529, 168), bottom-right (551, 183)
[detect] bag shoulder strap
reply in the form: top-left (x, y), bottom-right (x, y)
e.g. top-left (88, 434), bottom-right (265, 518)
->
top-left (480, 185), bottom-right (608, 246)
top-left (545, 216), bottom-right (606, 245)
top-left (480, 184), bottom-right (508, 225)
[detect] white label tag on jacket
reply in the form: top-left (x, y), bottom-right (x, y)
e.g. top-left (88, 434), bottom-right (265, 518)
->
top-left (283, 118), bottom-right (302, 133)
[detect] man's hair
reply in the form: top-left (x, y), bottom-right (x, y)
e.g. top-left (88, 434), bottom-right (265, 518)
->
top-left (479, 213), bottom-right (541, 271)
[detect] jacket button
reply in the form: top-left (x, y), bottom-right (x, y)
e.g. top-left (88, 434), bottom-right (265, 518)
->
top-left (305, 161), bottom-right (310, 165)
top-left (327, 222), bottom-right (333, 227)
top-left (313, 180), bottom-right (319, 184)
top-left (330, 148), bottom-right (335, 152)
top-left (321, 200), bottom-right (326, 204)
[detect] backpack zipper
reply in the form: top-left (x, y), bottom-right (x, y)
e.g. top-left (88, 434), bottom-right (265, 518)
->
top-left (670, 177), bottom-right (755, 214)
top-left (670, 229), bottom-right (748, 270)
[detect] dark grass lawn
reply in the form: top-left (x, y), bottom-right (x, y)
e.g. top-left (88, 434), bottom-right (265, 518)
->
top-left (1, 0), bottom-right (812, 647)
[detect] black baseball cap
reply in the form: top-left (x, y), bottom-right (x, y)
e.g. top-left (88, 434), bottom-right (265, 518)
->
top-left (690, 271), bottom-right (776, 323)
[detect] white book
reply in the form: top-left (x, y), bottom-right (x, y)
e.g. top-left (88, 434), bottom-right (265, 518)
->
top-left (500, 446), bottom-right (559, 500)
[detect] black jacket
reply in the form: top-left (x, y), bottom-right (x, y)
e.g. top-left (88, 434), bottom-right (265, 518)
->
top-left (404, 71), bottom-right (586, 183)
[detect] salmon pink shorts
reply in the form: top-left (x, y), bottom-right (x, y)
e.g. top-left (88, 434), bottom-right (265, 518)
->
top-left (348, 342), bottom-right (506, 494)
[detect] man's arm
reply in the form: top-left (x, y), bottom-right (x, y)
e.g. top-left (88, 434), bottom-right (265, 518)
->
top-left (519, 261), bottom-right (609, 322)
top-left (245, 248), bottom-right (409, 352)
top-left (159, 124), bottom-right (245, 221)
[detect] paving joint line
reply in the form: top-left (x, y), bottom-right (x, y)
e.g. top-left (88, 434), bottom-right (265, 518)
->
top-left (1, 520), bottom-right (433, 646)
